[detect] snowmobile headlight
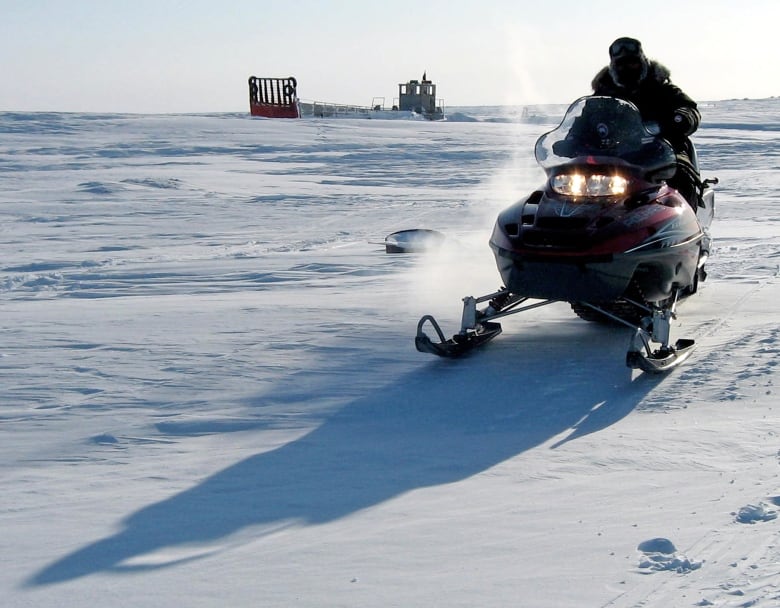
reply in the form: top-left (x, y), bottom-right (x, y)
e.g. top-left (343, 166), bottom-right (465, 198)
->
top-left (552, 173), bottom-right (628, 197)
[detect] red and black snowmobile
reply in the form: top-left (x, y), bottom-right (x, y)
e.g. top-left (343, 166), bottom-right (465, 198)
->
top-left (416, 96), bottom-right (717, 372)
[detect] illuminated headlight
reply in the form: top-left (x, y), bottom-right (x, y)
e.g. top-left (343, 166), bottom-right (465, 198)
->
top-left (552, 173), bottom-right (628, 197)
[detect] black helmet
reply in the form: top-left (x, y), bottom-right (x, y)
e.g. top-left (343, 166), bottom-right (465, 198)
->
top-left (608, 37), bottom-right (648, 90)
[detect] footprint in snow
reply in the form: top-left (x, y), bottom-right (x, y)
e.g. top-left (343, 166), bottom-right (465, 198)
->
top-left (637, 538), bottom-right (702, 574)
top-left (734, 502), bottom-right (778, 524)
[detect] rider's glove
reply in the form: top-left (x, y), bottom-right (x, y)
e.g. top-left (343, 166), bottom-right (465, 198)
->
top-left (672, 111), bottom-right (693, 134)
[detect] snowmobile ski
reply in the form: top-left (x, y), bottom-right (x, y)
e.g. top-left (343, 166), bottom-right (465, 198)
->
top-left (626, 338), bottom-right (696, 373)
top-left (415, 315), bottom-right (502, 358)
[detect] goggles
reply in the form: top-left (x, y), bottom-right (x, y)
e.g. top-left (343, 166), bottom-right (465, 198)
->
top-left (609, 38), bottom-right (642, 58)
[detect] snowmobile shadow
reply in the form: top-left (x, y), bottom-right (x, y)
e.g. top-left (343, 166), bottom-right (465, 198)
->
top-left (28, 321), bottom-right (663, 586)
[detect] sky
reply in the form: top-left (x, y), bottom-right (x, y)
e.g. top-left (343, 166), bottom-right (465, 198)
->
top-left (1, 0), bottom-right (778, 113)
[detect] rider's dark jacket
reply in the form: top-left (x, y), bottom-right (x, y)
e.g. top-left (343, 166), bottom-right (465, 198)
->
top-left (591, 60), bottom-right (700, 155)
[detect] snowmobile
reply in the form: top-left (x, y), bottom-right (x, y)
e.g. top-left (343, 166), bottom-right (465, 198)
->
top-left (415, 96), bottom-right (717, 373)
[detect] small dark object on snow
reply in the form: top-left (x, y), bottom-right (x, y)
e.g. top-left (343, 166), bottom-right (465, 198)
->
top-left (385, 229), bottom-right (445, 254)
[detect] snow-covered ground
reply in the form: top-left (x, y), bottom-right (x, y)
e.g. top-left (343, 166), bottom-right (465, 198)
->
top-left (1, 99), bottom-right (779, 607)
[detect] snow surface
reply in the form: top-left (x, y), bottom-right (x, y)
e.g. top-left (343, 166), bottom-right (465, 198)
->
top-left (1, 99), bottom-right (779, 607)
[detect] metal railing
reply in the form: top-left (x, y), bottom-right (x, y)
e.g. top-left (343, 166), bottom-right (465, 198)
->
top-left (248, 76), bottom-right (298, 107)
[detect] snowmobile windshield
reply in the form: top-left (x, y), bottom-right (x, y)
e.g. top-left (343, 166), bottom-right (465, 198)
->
top-left (535, 96), bottom-right (677, 181)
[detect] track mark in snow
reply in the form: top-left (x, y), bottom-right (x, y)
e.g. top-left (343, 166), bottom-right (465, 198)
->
top-left (639, 323), bottom-right (779, 411)
top-left (696, 537), bottom-right (780, 608)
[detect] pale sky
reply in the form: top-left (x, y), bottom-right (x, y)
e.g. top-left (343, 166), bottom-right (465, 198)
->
top-left (1, 0), bottom-right (778, 113)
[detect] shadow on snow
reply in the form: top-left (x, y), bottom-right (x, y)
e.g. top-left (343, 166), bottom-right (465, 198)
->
top-left (28, 321), bottom-right (662, 586)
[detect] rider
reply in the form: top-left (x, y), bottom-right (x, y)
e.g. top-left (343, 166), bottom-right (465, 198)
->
top-left (591, 37), bottom-right (702, 206)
